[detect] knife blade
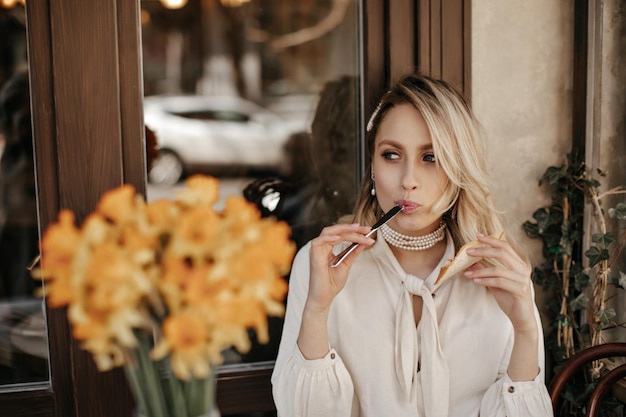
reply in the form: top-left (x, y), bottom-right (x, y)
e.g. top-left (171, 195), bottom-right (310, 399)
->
top-left (329, 204), bottom-right (403, 268)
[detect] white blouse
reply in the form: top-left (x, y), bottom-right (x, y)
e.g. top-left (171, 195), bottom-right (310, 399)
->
top-left (271, 235), bottom-right (554, 417)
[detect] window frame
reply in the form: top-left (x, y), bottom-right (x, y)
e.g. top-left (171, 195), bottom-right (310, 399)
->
top-left (0, 0), bottom-right (472, 415)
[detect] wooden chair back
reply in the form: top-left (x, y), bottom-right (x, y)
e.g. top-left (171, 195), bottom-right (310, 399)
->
top-left (549, 342), bottom-right (626, 416)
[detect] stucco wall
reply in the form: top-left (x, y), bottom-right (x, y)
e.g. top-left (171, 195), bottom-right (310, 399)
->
top-left (597, 0), bottom-right (626, 342)
top-left (597, 0), bottom-right (626, 232)
top-left (471, 1), bottom-right (575, 329)
top-left (471, 1), bottom-right (574, 272)
top-left (472, 0), bottom-right (626, 341)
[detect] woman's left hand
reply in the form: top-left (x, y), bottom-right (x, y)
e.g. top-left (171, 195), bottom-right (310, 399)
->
top-left (463, 234), bottom-right (537, 334)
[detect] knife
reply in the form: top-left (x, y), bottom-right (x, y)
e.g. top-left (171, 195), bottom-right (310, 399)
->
top-left (329, 204), bottom-right (403, 268)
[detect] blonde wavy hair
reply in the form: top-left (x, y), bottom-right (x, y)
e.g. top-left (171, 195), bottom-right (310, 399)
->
top-left (351, 73), bottom-right (512, 252)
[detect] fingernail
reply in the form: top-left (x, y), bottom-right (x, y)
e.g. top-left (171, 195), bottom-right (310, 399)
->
top-left (464, 270), bottom-right (473, 276)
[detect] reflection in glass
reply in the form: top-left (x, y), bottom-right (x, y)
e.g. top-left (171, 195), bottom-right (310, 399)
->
top-left (0, 2), bottom-right (50, 390)
top-left (141, 0), bottom-right (361, 368)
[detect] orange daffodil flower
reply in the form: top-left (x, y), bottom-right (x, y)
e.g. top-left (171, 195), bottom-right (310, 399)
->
top-left (152, 311), bottom-right (216, 380)
top-left (96, 184), bottom-right (139, 225)
top-left (174, 174), bottom-right (220, 207)
top-left (34, 174), bottom-right (295, 380)
top-left (32, 210), bottom-right (81, 306)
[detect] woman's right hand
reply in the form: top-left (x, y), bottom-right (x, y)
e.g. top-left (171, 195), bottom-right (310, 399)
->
top-left (297, 223), bottom-right (374, 359)
top-left (305, 223), bottom-right (375, 312)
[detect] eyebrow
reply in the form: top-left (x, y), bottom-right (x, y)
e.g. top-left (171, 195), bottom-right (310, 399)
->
top-left (376, 139), bottom-right (434, 151)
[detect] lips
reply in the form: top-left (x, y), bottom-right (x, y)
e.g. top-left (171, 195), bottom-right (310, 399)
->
top-left (396, 200), bottom-right (419, 213)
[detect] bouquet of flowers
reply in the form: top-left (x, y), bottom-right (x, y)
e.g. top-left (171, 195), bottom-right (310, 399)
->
top-left (33, 174), bottom-right (295, 417)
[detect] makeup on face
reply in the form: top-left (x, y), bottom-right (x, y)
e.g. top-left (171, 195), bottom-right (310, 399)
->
top-left (371, 104), bottom-right (447, 234)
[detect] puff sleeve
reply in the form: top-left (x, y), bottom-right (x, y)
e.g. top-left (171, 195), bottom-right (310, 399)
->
top-left (479, 303), bottom-right (554, 417)
top-left (271, 244), bottom-right (356, 417)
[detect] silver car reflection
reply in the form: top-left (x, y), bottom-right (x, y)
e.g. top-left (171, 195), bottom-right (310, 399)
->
top-left (144, 95), bottom-right (310, 185)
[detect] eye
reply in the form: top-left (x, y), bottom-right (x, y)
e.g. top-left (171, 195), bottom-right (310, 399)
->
top-left (382, 150), bottom-right (401, 161)
top-left (423, 153), bottom-right (436, 163)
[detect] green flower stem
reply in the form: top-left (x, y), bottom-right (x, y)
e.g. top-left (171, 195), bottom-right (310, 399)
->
top-left (133, 334), bottom-right (171, 417)
top-left (125, 333), bottom-right (217, 417)
top-left (157, 360), bottom-right (189, 417)
top-left (123, 360), bottom-right (151, 417)
top-left (183, 369), bottom-right (216, 417)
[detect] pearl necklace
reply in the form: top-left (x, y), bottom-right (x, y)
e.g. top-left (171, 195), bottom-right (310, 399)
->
top-left (379, 221), bottom-right (446, 251)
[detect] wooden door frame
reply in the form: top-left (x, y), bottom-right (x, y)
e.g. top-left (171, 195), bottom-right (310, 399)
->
top-left (0, 0), bottom-right (470, 415)
top-left (0, 1), bottom-right (145, 416)
top-left (364, 0), bottom-right (471, 119)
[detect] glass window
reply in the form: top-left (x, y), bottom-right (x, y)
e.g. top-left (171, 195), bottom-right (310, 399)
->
top-left (141, 0), bottom-right (362, 367)
top-left (209, 110), bottom-right (249, 122)
top-left (0, 1), bottom-right (50, 391)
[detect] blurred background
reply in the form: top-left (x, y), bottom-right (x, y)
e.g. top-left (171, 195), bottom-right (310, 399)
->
top-left (0, 0), bottom-right (363, 399)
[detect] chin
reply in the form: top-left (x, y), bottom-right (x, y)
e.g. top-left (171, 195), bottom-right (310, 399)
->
top-left (395, 216), bottom-right (440, 235)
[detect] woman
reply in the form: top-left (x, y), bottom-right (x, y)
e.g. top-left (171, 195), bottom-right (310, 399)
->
top-left (271, 73), bottom-right (553, 416)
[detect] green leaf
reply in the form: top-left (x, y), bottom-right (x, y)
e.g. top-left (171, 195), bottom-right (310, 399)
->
top-left (522, 221), bottom-right (539, 239)
top-left (608, 202), bottom-right (626, 220)
top-left (584, 246), bottom-right (610, 267)
top-left (558, 235), bottom-right (573, 256)
top-left (570, 229), bottom-right (583, 244)
top-left (555, 314), bottom-right (570, 328)
top-left (591, 232), bottom-right (614, 249)
top-left (619, 271), bottom-right (626, 289)
top-left (539, 165), bottom-right (566, 186)
top-left (580, 323), bottom-right (590, 336)
top-left (574, 271), bottom-right (590, 292)
top-left (595, 308), bottom-right (616, 328)
top-left (569, 293), bottom-right (588, 311)
top-left (532, 208), bottom-right (553, 233)
top-left (588, 178), bottom-right (602, 189)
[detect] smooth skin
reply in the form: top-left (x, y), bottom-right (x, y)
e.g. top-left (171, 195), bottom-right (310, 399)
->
top-left (297, 103), bottom-right (539, 382)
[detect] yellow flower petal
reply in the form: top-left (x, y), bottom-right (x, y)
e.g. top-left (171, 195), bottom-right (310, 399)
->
top-left (175, 175), bottom-right (220, 207)
top-left (158, 312), bottom-right (214, 379)
top-left (35, 210), bottom-right (82, 306)
top-left (35, 174), bottom-right (297, 377)
top-left (144, 199), bottom-right (178, 232)
top-left (184, 269), bottom-right (228, 308)
top-left (96, 184), bottom-right (138, 224)
top-left (162, 312), bottom-right (207, 351)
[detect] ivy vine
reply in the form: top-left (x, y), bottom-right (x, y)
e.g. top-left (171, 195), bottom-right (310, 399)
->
top-left (523, 150), bottom-right (626, 416)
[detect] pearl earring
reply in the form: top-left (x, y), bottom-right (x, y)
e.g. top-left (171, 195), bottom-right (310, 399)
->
top-left (371, 175), bottom-right (376, 196)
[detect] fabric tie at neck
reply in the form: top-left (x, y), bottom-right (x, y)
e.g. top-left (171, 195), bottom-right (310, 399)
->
top-left (395, 273), bottom-right (450, 417)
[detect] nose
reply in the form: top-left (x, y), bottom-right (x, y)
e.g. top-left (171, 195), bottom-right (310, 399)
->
top-left (401, 164), bottom-right (419, 191)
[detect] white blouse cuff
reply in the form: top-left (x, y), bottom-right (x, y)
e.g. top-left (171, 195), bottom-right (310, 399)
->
top-left (294, 345), bottom-right (339, 369)
top-left (502, 370), bottom-right (545, 396)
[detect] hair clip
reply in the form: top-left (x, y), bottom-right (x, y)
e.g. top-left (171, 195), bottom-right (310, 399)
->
top-left (366, 91), bottom-right (389, 132)
top-left (366, 101), bottom-right (382, 132)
